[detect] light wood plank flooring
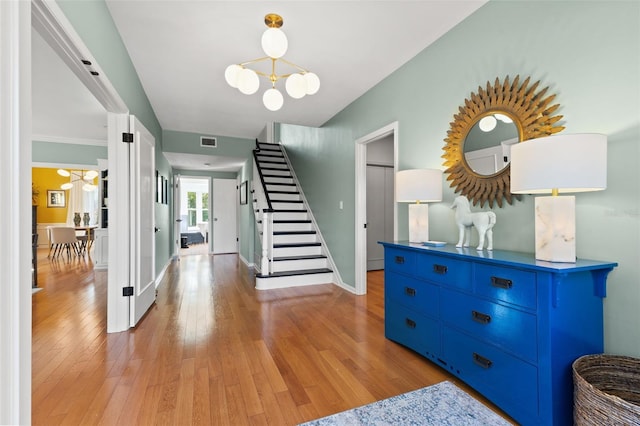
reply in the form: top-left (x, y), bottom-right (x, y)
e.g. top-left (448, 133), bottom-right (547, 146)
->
top-left (32, 249), bottom-right (513, 425)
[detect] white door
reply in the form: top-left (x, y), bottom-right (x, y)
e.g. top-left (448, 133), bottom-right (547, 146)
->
top-left (173, 174), bottom-right (181, 255)
top-left (366, 165), bottom-right (394, 270)
top-left (212, 179), bottom-right (237, 254)
top-left (129, 115), bottom-right (156, 326)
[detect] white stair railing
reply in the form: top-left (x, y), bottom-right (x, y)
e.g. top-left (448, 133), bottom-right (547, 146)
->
top-left (252, 155), bottom-right (274, 274)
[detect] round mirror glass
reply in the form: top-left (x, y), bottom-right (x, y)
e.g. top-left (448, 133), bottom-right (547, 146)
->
top-left (463, 113), bottom-right (519, 176)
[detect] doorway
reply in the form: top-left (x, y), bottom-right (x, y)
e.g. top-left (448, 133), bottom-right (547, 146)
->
top-left (177, 176), bottom-right (211, 256)
top-left (354, 122), bottom-right (398, 295)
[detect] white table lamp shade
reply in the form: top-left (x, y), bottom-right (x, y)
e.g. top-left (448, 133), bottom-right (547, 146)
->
top-left (510, 133), bottom-right (607, 194)
top-left (396, 169), bottom-right (442, 243)
top-left (396, 169), bottom-right (443, 202)
top-left (510, 133), bottom-right (607, 262)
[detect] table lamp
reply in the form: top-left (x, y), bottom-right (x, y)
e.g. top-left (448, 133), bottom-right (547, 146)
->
top-left (396, 169), bottom-right (443, 243)
top-left (510, 133), bottom-right (607, 262)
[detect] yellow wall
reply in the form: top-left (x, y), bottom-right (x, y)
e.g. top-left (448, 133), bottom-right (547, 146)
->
top-left (33, 168), bottom-right (69, 223)
top-left (32, 168), bottom-right (98, 224)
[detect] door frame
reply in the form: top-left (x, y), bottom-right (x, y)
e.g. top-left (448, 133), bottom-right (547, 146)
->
top-left (32, 1), bottom-right (129, 331)
top-left (175, 175), bottom-right (213, 255)
top-left (1, 2), bottom-right (32, 422)
top-left (354, 122), bottom-right (399, 295)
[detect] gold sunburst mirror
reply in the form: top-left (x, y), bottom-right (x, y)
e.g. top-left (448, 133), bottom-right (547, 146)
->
top-left (442, 75), bottom-right (565, 208)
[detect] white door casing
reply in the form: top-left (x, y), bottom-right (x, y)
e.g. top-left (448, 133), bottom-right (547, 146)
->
top-left (173, 174), bottom-right (181, 256)
top-left (354, 122), bottom-right (399, 295)
top-left (129, 115), bottom-right (156, 326)
top-left (213, 178), bottom-right (238, 254)
top-left (0, 1), bottom-right (32, 423)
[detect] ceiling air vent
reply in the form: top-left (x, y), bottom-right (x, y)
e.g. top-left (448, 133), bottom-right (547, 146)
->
top-left (200, 136), bottom-right (217, 148)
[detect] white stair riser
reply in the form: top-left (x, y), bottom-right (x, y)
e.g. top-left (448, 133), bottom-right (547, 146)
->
top-left (272, 202), bottom-right (305, 210)
top-left (273, 212), bottom-right (308, 221)
top-left (273, 245), bottom-right (322, 257)
top-left (258, 160), bottom-right (287, 168)
top-left (269, 192), bottom-right (300, 201)
top-left (271, 258), bottom-right (328, 272)
top-left (264, 176), bottom-right (293, 184)
top-left (273, 222), bottom-right (312, 232)
top-left (256, 273), bottom-right (334, 290)
top-left (273, 234), bottom-right (317, 244)
top-left (266, 184), bottom-right (297, 192)
top-left (261, 168), bottom-right (290, 176)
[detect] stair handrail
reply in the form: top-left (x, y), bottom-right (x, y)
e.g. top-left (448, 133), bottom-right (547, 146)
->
top-left (253, 139), bottom-right (274, 212)
top-left (253, 139), bottom-right (278, 274)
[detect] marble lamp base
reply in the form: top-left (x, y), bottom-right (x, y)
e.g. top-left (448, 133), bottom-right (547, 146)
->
top-left (408, 203), bottom-right (430, 243)
top-left (534, 195), bottom-right (576, 262)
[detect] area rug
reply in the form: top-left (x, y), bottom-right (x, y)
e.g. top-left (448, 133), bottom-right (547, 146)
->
top-left (299, 381), bottom-right (511, 426)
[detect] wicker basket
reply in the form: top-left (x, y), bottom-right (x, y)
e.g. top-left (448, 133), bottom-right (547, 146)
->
top-left (573, 354), bottom-right (640, 425)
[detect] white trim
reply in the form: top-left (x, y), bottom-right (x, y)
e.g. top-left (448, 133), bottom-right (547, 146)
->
top-left (31, 0), bottom-right (127, 114)
top-left (0, 1), bottom-right (32, 423)
top-left (354, 122), bottom-right (399, 295)
top-left (32, 161), bottom-right (100, 169)
top-left (107, 113), bottom-right (131, 332)
top-left (32, 133), bottom-right (107, 146)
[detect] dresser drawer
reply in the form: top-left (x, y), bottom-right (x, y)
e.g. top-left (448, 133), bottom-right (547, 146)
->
top-left (475, 264), bottom-right (537, 309)
top-left (443, 327), bottom-right (538, 420)
top-left (384, 248), bottom-right (415, 276)
top-left (385, 300), bottom-right (440, 359)
top-left (414, 253), bottom-right (472, 290)
top-left (441, 289), bottom-right (537, 363)
top-left (385, 272), bottom-right (439, 318)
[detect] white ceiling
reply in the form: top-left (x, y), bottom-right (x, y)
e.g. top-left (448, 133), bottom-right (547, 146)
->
top-left (32, 1), bottom-right (487, 171)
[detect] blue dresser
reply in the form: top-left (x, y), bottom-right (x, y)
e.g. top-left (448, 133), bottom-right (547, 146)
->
top-left (380, 241), bottom-right (617, 425)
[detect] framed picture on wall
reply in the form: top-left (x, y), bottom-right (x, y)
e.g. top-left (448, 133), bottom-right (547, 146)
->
top-left (240, 181), bottom-right (248, 205)
top-left (47, 190), bottom-right (66, 208)
top-left (163, 177), bottom-right (168, 205)
top-left (156, 170), bottom-right (161, 203)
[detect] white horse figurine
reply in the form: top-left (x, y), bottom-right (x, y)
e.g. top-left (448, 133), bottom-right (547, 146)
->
top-left (451, 196), bottom-right (496, 250)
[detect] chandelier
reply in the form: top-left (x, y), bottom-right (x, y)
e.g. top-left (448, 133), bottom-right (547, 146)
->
top-left (57, 169), bottom-right (98, 192)
top-left (224, 13), bottom-right (320, 111)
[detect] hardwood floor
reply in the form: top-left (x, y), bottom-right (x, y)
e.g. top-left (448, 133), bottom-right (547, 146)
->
top-left (32, 249), bottom-right (513, 425)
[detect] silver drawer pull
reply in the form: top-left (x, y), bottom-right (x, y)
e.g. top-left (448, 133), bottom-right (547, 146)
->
top-left (473, 352), bottom-right (493, 369)
top-left (433, 264), bottom-right (447, 274)
top-left (395, 256), bottom-right (405, 264)
top-left (404, 287), bottom-right (416, 297)
top-left (491, 276), bottom-right (513, 289)
top-left (472, 310), bottom-right (492, 324)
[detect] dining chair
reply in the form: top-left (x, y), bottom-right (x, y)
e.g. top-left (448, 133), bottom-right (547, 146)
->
top-left (49, 227), bottom-right (80, 259)
top-left (76, 228), bottom-right (95, 255)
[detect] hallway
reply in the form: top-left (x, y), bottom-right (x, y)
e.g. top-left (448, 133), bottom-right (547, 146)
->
top-left (32, 251), bottom-right (507, 425)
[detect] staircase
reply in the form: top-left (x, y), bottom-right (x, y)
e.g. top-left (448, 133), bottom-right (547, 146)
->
top-left (252, 141), bottom-right (335, 290)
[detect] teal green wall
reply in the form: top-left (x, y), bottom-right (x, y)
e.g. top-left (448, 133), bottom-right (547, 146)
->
top-left (57, 0), bottom-right (169, 276)
top-left (163, 130), bottom-right (254, 157)
top-left (282, 1), bottom-right (640, 356)
top-left (32, 141), bottom-right (107, 165)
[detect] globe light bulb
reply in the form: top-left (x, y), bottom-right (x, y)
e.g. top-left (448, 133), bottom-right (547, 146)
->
top-left (479, 116), bottom-right (497, 132)
top-left (285, 73), bottom-right (306, 99)
top-left (304, 72), bottom-right (320, 95)
top-left (263, 88), bottom-right (284, 111)
top-left (237, 68), bottom-right (259, 95)
top-left (224, 64), bottom-right (242, 88)
top-left (261, 28), bottom-right (288, 59)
